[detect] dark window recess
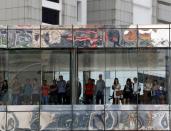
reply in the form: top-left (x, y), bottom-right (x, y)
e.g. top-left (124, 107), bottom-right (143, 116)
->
top-left (47, 0), bottom-right (59, 3)
top-left (42, 7), bottom-right (59, 25)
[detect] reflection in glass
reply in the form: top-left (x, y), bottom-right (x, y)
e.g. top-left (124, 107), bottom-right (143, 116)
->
top-left (7, 112), bottom-right (39, 130)
top-left (40, 111), bottom-right (72, 130)
top-left (138, 28), bottom-right (169, 47)
top-left (138, 111), bottom-right (169, 130)
top-left (8, 26), bottom-right (40, 48)
top-left (106, 28), bottom-right (137, 47)
top-left (8, 50), bottom-right (41, 105)
top-left (78, 50), bottom-right (105, 104)
top-left (138, 49), bottom-right (168, 104)
top-left (41, 50), bottom-right (71, 105)
top-left (0, 27), bottom-right (7, 48)
top-left (73, 111), bottom-right (104, 130)
top-left (105, 111), bottom-right (137, 130)
top-left (41, 28), bottom-right (72, 48)
top-left (0, 112), bottom-right (6, 131)
top-left (74, 29), bottom-right (105, 48)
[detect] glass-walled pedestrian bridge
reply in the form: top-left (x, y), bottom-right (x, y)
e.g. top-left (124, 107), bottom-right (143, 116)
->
top-left (0, 24), bottom-right (171, 130)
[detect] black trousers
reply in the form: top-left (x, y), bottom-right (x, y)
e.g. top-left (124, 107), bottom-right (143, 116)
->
top-left (96, 92), bottom-right (104, 104)
top-left (58, 93), bottom-right (66, 104)
top-left (85, 95), bottom-right (93, 104)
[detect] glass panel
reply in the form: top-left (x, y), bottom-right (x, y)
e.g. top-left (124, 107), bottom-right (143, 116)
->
top-left (8, 50), bottom-right (41, 105)
top-left (7, 112), bottom-right (39, 130)
top-left (0, 50), bottom-right (8, 105)
top-left (41, 50), bottom-right (71, 105)
top-left (73, 110), bottom-right (104, 130)
top-left (0, 112), bottom-right (6, 131)
top-left (138, 25), bottom-right (169, 47)
top-left (73, 26), bottom-right (105, 48)
top-left (137, 49), bottom-right (168, 104)
top-left (77, 49), bottom-right (106, 104)
top-left (40, 111), bottom-right (72, 130)
top-left (138, 111), bottom-right (169, 130)
top-left (8, 25), bottom-right (40, 48)
top-left (41, 25), bottom-right (72, 48)
top-left (105, 26), bottom-right (137, 47)
top-left (105, 111), bottom-right (138, 130)
top-left (105, 49), bottom-right (138, 104)
top-left (0, 26), bottom-right (7, 48)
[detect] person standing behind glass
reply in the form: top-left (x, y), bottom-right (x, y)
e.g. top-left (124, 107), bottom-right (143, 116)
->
top-left (84, 78), bottom-right (95, 104)
top-left (57, 75), bottom-right (67, 104)
top-left (23, 79), bottom-right (33, 104)
top-left (123, 78), bottom-right (133, 104)
top-left (1, 80), bottom-right (8, 104)
top-left (49, 80), bottom-right (58, 104)
top-left (41, 80), bottom-right (49, 105)
top-left (151, 80), bottom-right (160, 104)
top-left (66, 80), bottom-right (71, 104)
top-left (32, 78), bottom-right (40, 105)
top-left (133, 77), bottom-right (141, 104)
top-left (112, 78), bottom-right (121, 104)
top-left (144, 78), bottom-right (153, 104)
top-left (95, 74), bottom-right (105, 104)
top-left (12, 77), bottom-right (21, 105)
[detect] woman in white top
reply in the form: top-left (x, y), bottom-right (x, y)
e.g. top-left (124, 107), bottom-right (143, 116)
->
top-left (144, 78), bottom-right (153, 104)
top-left (112, 78), bottom-right (121, 104)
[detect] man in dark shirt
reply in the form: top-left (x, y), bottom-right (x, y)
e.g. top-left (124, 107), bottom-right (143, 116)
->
top-left (49, 80), bottom-right (58, 104)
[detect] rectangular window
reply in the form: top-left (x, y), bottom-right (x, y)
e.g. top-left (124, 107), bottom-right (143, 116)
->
top-left (42, 7), bottom-right (59, 25)
top-left (47, 0), bottom-right (59, 3)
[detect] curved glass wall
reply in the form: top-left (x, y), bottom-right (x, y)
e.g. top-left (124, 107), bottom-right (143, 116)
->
top-left (0, 24), bottom-right (170, 130)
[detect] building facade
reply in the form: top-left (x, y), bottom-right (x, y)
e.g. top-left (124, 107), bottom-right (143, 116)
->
top-left (0, 24), bottom-right (170, 130)
top-left (87, 0), bottom-right (171, 25)
top-left (87, 0), bottom-right (133, 25)
top-left (0, 0), bottom-right (87, 25)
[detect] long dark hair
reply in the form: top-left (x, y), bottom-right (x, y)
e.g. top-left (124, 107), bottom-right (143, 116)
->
top-left (126, 78), bottom-right (132, 86)
top-left (114, 78), bottom-right (119, 85)
top-left (3, 80), bottom-right (8, 87)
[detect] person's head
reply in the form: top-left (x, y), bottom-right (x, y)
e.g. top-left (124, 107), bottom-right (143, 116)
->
top-left (153, 80), bottom-right (158, 85)
top-left (99, 74), bottom-right (102, 80)
top-left (43, 80), bottom-right (47, 85)
top-left (91, 79), bottom-right (95, 84)
top-left (114, 78), bottom-right (119, 85)
top-left (53, 79), bottom-right (56, 85)
top-left (26, 79), bottom-right (30, 84)
top-left (126, 78), bottom-right (132, 85)
top-left (133, 77), bottom-right (137, 83)
top-left (88, 78), bottom-right (92, 84)
top-left (3, 80), bottom-right (8, 86)
top-left (59, 75), bottom-right (63, 81)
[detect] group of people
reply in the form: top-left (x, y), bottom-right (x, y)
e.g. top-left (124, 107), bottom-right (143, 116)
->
top-left (0, 74), bottom-right (167, 105)
top-left (41, 75), bottom-right (81, 105)
top-left (0, 75), bottom-right (81, 105)
top-left (112, 77), bottom-right (167, 104)
top-left (84, 74), bottom-right (167, 105)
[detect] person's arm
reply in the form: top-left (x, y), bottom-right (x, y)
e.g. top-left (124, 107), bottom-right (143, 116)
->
top-left (103, 81), bottom-right (106, 90)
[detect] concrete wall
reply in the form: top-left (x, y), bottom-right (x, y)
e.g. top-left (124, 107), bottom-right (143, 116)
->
top-left (87, 0), bottom-right (133, 25)
top-left (0, 0), bottom-right (42, 25)
top-left (61, 0), bottom-right (77, 25)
